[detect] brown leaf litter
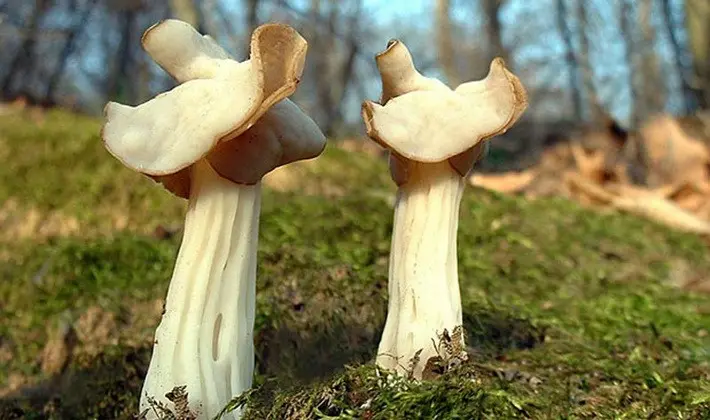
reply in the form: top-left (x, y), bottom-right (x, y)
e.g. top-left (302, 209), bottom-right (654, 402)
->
top-left (470, 111), bottom-right (710, 238)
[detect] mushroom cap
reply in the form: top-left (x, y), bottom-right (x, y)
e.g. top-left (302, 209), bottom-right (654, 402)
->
top-left (140, 19), bottom-right (233, 83)
top-left (361, 40), bottom-right (528, 165)
top-left (101, 20), bottom-right (324, 198)
top-left (206, 99), bottom-right (326, 186)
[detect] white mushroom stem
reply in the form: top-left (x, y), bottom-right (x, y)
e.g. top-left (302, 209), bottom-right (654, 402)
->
top-left (377, 160), bottom-right (465, 378)
top-left (140, 159), bottom-right (259, 420)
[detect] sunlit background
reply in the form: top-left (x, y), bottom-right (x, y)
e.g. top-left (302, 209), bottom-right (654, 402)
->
top-left (1, 0), bottom-right (707, 131)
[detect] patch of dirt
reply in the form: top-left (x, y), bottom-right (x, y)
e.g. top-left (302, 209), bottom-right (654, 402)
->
top-left (0, 99), bottom-right (28, 116)
top-left (0, 135), bottom-right (9, 162)
top-left (1, 345), bottom-right (151, 419)
top-left (0, 301), bottom-right (162, 404)
top-left (336, 137), bottom-right (386, 158)
top-left (122, 298), bottom-right (165, 348)
top-left (0, 195), bottom-right (176, 243)
top-left (667, 259), bottom-right (710, 294)
top-left (0, 99), bottom-right (46, 124)
top-left (262, 159), bottom-right (346, 196)
top-left (0, 373), bottom-right (28, 398)
top-left (40, 319), bottom-right (78, 376)
top-left (0, 338), bottom-right (13, 364)
top-left (262, 139), bottom-right (385, 196)
top-left (0, 198), bottom-right (80, 241)
top-left (0, 248), bottom-right (12, 262)
top-left (262, 162), bottom-right (312, 192)
top-left (73, 301), bottom-right (162, 358)
top-left (75, 306), bottom-right (119, 356)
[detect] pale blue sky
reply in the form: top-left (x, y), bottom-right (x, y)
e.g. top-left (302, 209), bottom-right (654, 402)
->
top-left (72, 0), bottom-right (690, 127)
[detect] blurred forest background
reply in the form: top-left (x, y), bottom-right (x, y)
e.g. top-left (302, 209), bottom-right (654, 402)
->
top-left (1, 0), bottom-right (708, 131)
top-left (2, 0), bottom-right (710, 187)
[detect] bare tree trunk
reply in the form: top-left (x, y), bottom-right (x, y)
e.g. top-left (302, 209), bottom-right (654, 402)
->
top-left (329, 0), bottom-right (362, 129)
top-left (245, 0), bottom-right (260, 35)
top-left (578, 0), bottom-right (602, 122)
top-left (1, 0), bottom-right (47, 100)
top-left (301, 0), bottom-right (364, 136)
top-left (306, 0), bottom-right (337, 134)
top-left (620, 0), bottom-right (639, 127)
top-left (170, 0), bottom-right (198, 26)
top-left (107, 10), bottom-right (136, 103)
top-left (638, 0), bottom-right (664, 115)
top-left (481, 0), bottom-right (509, 64)
top-left (316, 1), bottom-right (337, 134)
top-left (685, 0), bottom-right (710, 108)
top-left (436, 0), bottom-right (460, 85)
top-left (200, 0), bottom-right (241, 57)
top-left (661, 0), bottom-right (698, 112)
top-left (44, 0), bottom-right (98, 104)
top-left (556, 0), bottom-right (582, 120)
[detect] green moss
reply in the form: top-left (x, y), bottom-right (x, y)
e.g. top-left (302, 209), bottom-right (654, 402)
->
top-left (0, 108), bottom-right (185, 235)
top-left (1, 109), bottom-right (709, 418)
top-left (0, 109), bottom-right (392, 238)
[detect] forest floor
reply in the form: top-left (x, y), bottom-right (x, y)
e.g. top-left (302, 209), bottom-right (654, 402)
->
top-left (0, 108), bottom-right (709, 419)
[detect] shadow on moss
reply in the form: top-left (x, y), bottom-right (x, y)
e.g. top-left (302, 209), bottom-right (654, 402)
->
top-left (238, 307), bottom-right (549, 419)
top-left (256, 318), bottom-right (380, 383)
top-left (0, 346), bottom-right (150, 419)
top-left (464, 307), bottom-right (547, 356)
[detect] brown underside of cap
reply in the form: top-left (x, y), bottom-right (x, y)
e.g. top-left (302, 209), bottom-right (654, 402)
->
top-left (147, 23), bottom-right (311, 198)
top-left (361, 41), bottom-right (528, 182)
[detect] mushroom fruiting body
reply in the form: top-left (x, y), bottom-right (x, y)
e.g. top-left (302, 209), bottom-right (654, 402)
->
top-left (362, 41), bottom-right (527, 379)
top-left (101, 20), bottom-right (325, 419)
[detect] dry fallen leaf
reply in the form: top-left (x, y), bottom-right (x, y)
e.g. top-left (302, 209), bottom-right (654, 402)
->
top-left (469, 170), bottom-right (536, 194)
top-left (567, 173), bottom-right (710, 235)
top-left (638, 115), bottom-right (710, 188)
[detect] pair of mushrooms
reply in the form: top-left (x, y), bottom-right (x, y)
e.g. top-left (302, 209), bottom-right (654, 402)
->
top-left (101, 20), bottom-right (527, 420)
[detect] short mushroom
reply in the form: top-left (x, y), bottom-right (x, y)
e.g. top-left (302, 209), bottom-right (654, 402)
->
top-left (101, 20), bottom-right (325, 419)
top-left (361, 40), bottom-right (528, 379)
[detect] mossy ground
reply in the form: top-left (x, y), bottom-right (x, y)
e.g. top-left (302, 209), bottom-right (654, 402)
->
top-left (0, 108), bottom-right (709, 419)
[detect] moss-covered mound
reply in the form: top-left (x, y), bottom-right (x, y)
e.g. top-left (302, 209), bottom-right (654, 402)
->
top-left (0, 108), bottom-right (708, 419)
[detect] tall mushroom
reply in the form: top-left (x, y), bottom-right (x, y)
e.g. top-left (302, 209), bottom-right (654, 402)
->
top-left (101, 20), bottom-right (326, 419)
top-left (361, 40), bottom-right (528, 379)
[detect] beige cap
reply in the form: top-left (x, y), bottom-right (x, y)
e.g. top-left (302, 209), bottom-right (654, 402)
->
top-left (102, 20), bottom-right (325, 198)
top-left (362, 40), bottom-right (527, 179)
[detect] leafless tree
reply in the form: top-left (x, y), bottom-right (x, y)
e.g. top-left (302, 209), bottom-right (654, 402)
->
top-left (556, 0), bottom-right (582, 119)
top-left (577, 0), bottom-right (603, 122)
top-left (245, 0), bottom-right (260, 36)
top-left (685, 0), bottom-right (710, 108)
top-left (1, 0), bottom-right (49, 101)
top-left (619, 0), bottom-right (639, 126)
top-left (170, 0), bottom-right (199, 27)
top-left (638, 0), bottom-right (664, 116)
top-left (436, 0), bottom-right (460, 85)
top-left (480, 0), bottom-right (508, 64)
top-left (661, 0), bottom-right (698, 112)
top-left (301, 0), bottom-right (365, 136)
top-left (44, 0), bottom-right (98, 104)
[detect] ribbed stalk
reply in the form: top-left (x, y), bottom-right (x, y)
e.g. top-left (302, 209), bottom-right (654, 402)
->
top-left (140, 159), bottom-right (260, 419)
top-left (376, 161), bottom-right (465, 379)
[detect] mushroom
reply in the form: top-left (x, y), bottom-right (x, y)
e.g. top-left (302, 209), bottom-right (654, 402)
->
top-left (101, 20), bottom-right (326, 419)
top-left (361, 40), bottom-right (527, 379)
